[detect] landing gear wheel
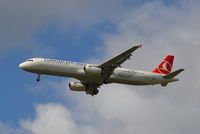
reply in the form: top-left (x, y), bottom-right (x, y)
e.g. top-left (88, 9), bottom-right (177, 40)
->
top-left (93, 89), bottom-right (99, 95)
top-left (36, 74), bottom-right (41, 82)
top-left (103, 79), bottom-right (109, 84)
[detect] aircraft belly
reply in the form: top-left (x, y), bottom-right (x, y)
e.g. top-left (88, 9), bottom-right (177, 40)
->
top-left (109, 78), bottom-right (148, 85)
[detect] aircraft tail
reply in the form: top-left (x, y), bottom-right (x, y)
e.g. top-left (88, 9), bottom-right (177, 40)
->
top-left (152, 55), bottom-right (174, 74)
top-left (161, 69), bottom-right (184, 86)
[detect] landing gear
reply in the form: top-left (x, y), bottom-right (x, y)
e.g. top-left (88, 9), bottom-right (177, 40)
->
top-left (36, 74), bottom-right (41, 82)
top-left (161, 83), bottom-right (168, 86)
top-left (93, 89), bottom-right (99, 95)
top-left (103, 79), bottom-right (109, 84)
top-left (85, 89), bottom-right (99, 96)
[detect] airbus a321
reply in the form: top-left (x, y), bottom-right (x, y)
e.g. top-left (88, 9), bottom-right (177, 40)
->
top-left (19, 45), bottom-right (184, 96)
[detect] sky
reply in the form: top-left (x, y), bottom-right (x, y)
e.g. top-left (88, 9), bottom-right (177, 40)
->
top-left (0, 0), bottom-right (200, 134)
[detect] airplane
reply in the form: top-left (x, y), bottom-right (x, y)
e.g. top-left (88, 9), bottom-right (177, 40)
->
top-left (19, 44), bottom-right (184, 96)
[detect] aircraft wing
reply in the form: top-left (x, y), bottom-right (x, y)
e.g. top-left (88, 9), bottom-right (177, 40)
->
top-left (98, 44), bottom-right (142, 83)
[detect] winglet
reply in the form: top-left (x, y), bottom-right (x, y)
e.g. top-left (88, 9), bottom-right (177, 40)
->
top-left (163, 69), bottom-right (184, 79)
top-left (138, 44), bottom-right (143, 48)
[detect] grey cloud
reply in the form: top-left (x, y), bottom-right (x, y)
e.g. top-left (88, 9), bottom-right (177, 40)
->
top-left (0, 121), bottom-right (30, 134)
top-left (0, 0), bottom-right (124, 52)
top-left (63, 1), bottom-right (200, 133)
top-left (21, 103), bottom-right (97, 134)
top-left (98, 1), bottom-right (200, 133)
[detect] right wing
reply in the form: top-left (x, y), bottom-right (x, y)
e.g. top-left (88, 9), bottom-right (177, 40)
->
top-left (98, 44), bottom-right (142, 83)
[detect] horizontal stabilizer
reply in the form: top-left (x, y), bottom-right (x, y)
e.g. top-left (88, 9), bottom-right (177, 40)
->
top-left (163, 69), bottom-right (184, 79)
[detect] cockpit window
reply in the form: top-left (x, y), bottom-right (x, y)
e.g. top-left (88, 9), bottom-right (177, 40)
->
top-left (27, 59), bottom-right (34, 62)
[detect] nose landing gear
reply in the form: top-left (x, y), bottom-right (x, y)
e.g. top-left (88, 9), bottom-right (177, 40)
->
top-left (36, 74), bottom-right (41, 82)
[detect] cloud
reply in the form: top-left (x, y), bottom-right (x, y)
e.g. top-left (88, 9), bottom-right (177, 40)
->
top-left (21, 103), bottom-right (77, 134)
top-left (94, 0), bottom-right (200, 133)
top-left (66, 0), bottom-right (200, 133)
top-left (11, 83), bottom-right (199, 134)
top-left (102, 0), bottom-right (200, 98)
top-left (20, 103), bottom-right (98, 134)
top-left (0, 121), bottom-right (29, 134)
top-left (0, 0), bottom-right (125, 53)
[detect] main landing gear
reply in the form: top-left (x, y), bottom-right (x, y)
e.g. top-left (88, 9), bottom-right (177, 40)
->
top-left (93, 89), bottom-right (99, 95)
top-left (36, 74), bottom-right (41, 82)
top-left (85, 89), bottom-right (99, 96)
top-left (103, 79), bottom-right (109, 84)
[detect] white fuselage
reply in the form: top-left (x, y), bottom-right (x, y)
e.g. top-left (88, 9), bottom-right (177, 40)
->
top-left (19, 58), bottom-right (178, 86)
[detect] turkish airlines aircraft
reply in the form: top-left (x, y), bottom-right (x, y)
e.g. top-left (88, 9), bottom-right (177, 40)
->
top-left (19, 45), bottom-right (184, 96)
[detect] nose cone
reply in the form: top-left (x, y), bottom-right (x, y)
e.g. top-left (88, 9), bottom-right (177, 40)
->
top-left (19, 62), bottom-right (27, 70)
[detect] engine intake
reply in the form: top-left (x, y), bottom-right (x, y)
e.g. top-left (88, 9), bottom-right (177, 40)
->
top-left (69, 82), bottom-right (86, 91)
top-left (84, 65), bottom-right (102, 76)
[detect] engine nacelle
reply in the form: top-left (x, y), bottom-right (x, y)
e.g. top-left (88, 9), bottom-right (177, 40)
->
top-left (84, 65), bottom-right (102, 76)
top-left (69, 82), bottom-right (86, 91)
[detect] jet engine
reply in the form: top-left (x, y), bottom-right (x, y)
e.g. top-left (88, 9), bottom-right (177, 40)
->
top-left (69, 82), bottom-right (86, 91)
top-left (84, 65), bottom-right (102, 75)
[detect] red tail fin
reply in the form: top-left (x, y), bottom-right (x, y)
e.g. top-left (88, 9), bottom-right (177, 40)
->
top-left (152, 55), bottom-right (174, 74)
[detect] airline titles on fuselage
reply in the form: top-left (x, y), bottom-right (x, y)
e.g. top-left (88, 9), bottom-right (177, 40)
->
top-left (43, 58), bottom-right (86, 67)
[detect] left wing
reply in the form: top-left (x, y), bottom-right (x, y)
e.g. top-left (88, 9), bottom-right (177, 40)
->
top-left (98, 44), bottom-right (142, 83)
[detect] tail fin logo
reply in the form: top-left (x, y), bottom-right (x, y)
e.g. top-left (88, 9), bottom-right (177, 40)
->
top-left (152, 55), bottom-right (174, 74)
top-left (159, 60), bottom-right (172, 73)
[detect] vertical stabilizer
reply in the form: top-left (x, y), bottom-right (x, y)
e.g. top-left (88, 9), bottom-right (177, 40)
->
top-left (152, 55), bottom-right (174, 74)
